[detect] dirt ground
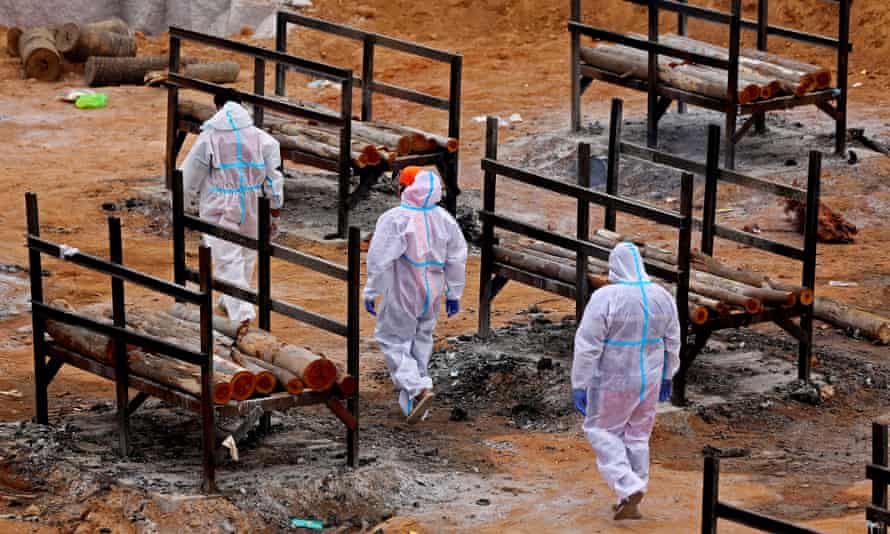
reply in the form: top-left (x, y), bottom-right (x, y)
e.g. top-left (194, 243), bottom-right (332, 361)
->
top-left (1, 0), bottom-right (889, 532)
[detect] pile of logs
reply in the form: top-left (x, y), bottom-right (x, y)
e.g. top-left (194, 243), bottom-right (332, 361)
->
top-left (581, 33), bottom-right (832, 102)
top-left (784, 198), bottom-right (858, 244)
top-left (42, 301), bottom-right (356, 406)
top-left (7, 18), bottom-right (136, 82)
top-left (501, 228), bottom-right (889, 344)
top-left (177, 99), bottom-right (458, 171)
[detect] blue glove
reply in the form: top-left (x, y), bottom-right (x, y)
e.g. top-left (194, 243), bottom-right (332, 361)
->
top-left (446, 299), bottom-right (460, 318)
top-left (572, 389), bottom-right (587, 416)
top-left (659, 379), bottom-right (672, 402)
top-left (364, 298), bottom-right (376, 316)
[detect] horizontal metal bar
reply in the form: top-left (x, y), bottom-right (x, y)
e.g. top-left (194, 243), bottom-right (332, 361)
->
top-left (281, 150), bottom-right (340, 172)
top-left (482, 159), bottom-right (684, 228)
top-left (715, 502), bottom-right (823, 534)
top-left (167, 74), bottom-right (346, 127)
top-left (277, 12), bottom-right (459, 63)
top-left (691, 218), bottom-right (805, 260)
top-left (170, 26), bottom-right (351, 80)
top-left (270, 300), bottom-right (348, 337)
top-left (493, 263), bottom-right (578, 300)
top-left (270, 244), bottom-right (348, 280)
top-left (28, 236), bottom-right (204, 305)
top-left (46, 343), bottom-right (203, 412)
top-left (215, 390), bottom-right (330, 417)
top-left (480, 211), bottom-right (680, 282)
top-left (619, 142), bottom-right (807, 201)
top-left (391, 153), bottom-right (446, 169)
top-left (369, 81), bottom-right (450, 109)
top-left (34, 302), bottom-right (208, 366)
top-left (185, 268), bottom-right (258, 305)
top-left (866, 505), bottom-right (890, 525)
top-left (580, 65), bottom-right (729, 111)
top-left (739, 18), bottom-right (844, 49)
top-left (183, 215), bottom-right (259, 249)
top-left (868, 464), bottom-right (890, 484)
top-left (570, 22), bottom-right (731, 70)
top-left (622, 0), bottom-right (735, 25)
top-left (699, 307), bottom-right (803, 331)
top-left (739, 89), bottom-right (839, 114)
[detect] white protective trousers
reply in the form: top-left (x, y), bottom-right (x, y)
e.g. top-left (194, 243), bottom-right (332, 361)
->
top-left (572, 242), bottom-right (682, 501)
top-left (181, 102), bottom-right (284, 323)
top-left (364, 170), bottom-right (468, 407)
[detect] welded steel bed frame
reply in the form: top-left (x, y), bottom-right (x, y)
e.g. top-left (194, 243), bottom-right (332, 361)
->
top-left (868, 422), bottom-right (890, 533)
top-left (477, 98), bottom-right (821, 404)
top-left (26, 189), bottom-right (361, 493)
top-left (569, 0), bottom-right (852, 168)
top-left (701, 448), bottom-right (825, 533)
top-left (165, 14), bottom-right (462, 239)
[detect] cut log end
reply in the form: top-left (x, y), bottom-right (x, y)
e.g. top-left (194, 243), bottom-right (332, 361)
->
top-left (446, 138), bottom-right (459, 153)
top-left (362, 145), bottom-right (382, 166)
top-left (814, 70), bottom-right (832, 89)
top-left (213, 383), bottom-right (233, 405)
top-left (690, 305), bottom-right (709, 326)
top-left (229, 372), bottom-right (257, 401)
top-left (54, 23), bottom-right (80, 54)
top-left (286, 378), bottom-right (305, 395)
top-left (253, 371), bottom-right (277, 395)
top-left (302, 358), bottom-right (338, 391)
top-left (798, 288), bottom-right (814, 307)
top-left (338, 375), bottom-right (358, 397)
top-left (744, 298), bottom-right (763, 315)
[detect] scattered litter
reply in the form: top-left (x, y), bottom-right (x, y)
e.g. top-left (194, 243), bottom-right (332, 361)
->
top-left (476, 498), bottom-right (491, 506)
top-left (828, 280), bottom-right (858, 287)
top-left (784, 159), bottom-right (798, 167)
top-left (853, 82), bottom-right (864, 88)
top-left (56, 88), bottom-right (96, 103)
top-left (0, 390), bottom-right (23, 399)
top-left (472, 115), bottom-right (509, 127)
top-left (847, 149), bottom-right (858, 165)
top-left (307, 79), bottom-right (334, 90)
top-left (449, 369), bottom-right (459, 378)
top-left (742, 224), bottom-right (762, 234)
top-left (508, 113), bottom-right (523, 123)
top-left (59, 245), bottom-right (80, 259)
top-left (75, 93), bottom-right (108, 110)
top-left (289, 518), bottom-right (324, 530)
top-left (716, 208), bottom-right (734, 214)
top-left (221, 435), bottom-right (239, 462)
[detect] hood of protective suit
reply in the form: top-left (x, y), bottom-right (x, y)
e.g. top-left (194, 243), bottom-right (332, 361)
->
top-left (608, 242), bottom-right (650, 283)
top-left (401, 169), bottom-right (442, 209)
top-left (202, 102), bottom-right (254, 131)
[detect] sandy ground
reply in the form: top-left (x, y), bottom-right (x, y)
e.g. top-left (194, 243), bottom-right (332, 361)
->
top-left (1, 0), bottom-right (889, 532)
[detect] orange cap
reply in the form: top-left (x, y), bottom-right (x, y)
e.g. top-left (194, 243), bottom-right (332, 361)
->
top-left (399, 166), bottom-right (423, 188)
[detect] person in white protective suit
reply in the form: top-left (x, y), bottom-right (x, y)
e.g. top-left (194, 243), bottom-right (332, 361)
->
top-left (571, 241), bottom-right (681, 520)
top-left (182, 94), bottom-right (284, 324)
top-left (364, 166), bottom-right (468, 424)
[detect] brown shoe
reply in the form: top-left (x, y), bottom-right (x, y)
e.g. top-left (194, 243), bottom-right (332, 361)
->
top-left (613, 491), bottom-right (643, 520)
top-left (406, 389), bottom-right (435, 424)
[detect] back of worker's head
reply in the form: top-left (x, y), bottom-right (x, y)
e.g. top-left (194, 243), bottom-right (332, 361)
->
top-left (214, 92), bottom-right (242, 110)
top-left (399, 167), bottom-right (442, 209)
top-left (608, 242), bottom-right (650, 283)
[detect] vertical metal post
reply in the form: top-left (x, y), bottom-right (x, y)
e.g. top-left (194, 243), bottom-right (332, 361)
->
top-left (754, 0), bottom-right (769, 134)
top-left (605, 98), bottom-right (623, 231)
top-left (253, 58), bottom-right (265, 129)
top-left (677, 172), bottom-right (694, 347)
top-left (701, 125), bottom-right (721, 256)
top-left (724, 0), bottom-right (742, 169)
top-left (346, 226), bottom-right (361, 467)
top-left (165, 35), bottom-right (182, 190)
top-left (576, 143), bottom-right (591, 322)
top-left (701, 454), bottom-right (720, 534)
top-left (257, 196), bottom-right (272, 331)
top-left (676, 0), bottom-right (687, 115)
top-left (361, 37), bottom-right (375, 122)
top-left (798, 150), bottom-right (821, 382)
top-left (570, 0), bottom-right (582, 132)
top-left (109, 217), bottom-right (130, 457)
top-left (478, 117), bottom-right (499, 338)
top-left (447, 55), bottom-right (463, 215)
top-left (198, 245), bottom-right (217, 494)
top-left (337, 78), bottom-right (354, 238)
top-left (25, 193), bottom-right (48, 425)
top-left (275, 13), bottom-right (288, 97)
top-left (873, 423), bottom-right (889, 534)
top-left (172, 170), bottom-right (186, 288)
top-left (835, 0), bottom-right (851, 155)
top-left (647, 0), bottom-right (660, 148)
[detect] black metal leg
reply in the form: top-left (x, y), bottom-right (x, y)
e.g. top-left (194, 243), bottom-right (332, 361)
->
top-left (724, 108), bottom-right (737, 169)
top-left (754, 112), bottom-right (767, 134)
top-left (702, 454), bottom-right (720, 534)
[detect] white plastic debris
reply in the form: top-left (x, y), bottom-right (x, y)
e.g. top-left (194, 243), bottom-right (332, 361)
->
top-left (828, 280), bottom-right (858, 287)
top-left (221, 435), bottom-right (239, 462)
top-left (307, 79), bottom-right (334, 90)
top-left (853, 82), bottom-right (864, 88)
top-left (59, 245), bottom-right (80, 259)
top-left (509, 113), bottom-right (523, 123)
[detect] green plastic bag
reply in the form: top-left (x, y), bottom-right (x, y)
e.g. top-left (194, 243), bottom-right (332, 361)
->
top-left (75, 92), bottom-right (108, 109)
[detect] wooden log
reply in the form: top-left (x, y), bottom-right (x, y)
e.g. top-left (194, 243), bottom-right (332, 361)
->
top-left (688, 292), bottom-right (731, 316)
top-left (53, 23), bottom-right (80, 55)
top-left (812, 298), bottom-right (890, 345)
top-left (236, 331), bottom-right (338, 391)
top-left (493, 246), bottom-right (607, 289)
top-left (86, 55), bottom-right (172, 86)
top-left (691, 251), bottom-right (814, 306)
top-left (365, 121), bottom-right (458, 153)
top-left (741, 47), bottom-right (831, 89)
top-left (228, 348), bottom-right (276, 395)
top-left (232, 351), bottom-right (303, 394)
top-left (273, 123), bottom-right (367, 164)
top-left (7, 27), bottom-right (23, 58)
top-left (692, 271), bottom-right (796, 308)
top-left (18, 27), bottom-right (62, 82)
top-left (212, 353), bottom-right (256, 400)
top-left (351, 122), bottom-right (412, 156)
top-left (84, 17), bottom-right (131, 37)
top-left (689, 279), bottom-right (762, 314)
top-left (145, 61), bottom-right (241, 86)
top-left (65, 28), bottom-right (136, 62)
top-left (688, 302), bottom-right (710, 325)
top-left (783, 198), bottom-right (858, 244)
top-left (168, 303), bottom-right (247, 341)
top-left (176, 100), bottom-right (217, 124)
top-left (337, 374), bottom-right (358, 397)
top-left (580, 44), bottom-right (762, 104)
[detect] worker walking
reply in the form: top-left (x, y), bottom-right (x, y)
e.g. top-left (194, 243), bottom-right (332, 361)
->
top-left (571, 242), bottom-right (681, 520)
top-left (182, 94), bottom-right (284, 324)
top-left (364, 167), bottom-right (468, 424)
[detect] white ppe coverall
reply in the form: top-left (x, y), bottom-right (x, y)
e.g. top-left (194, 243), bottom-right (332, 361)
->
top-left (363, 170), bottom-right (468, 414)
top-left (182, 102), bottom-right (284, 323)
top-left (571, 242), bottom-right (681, 502)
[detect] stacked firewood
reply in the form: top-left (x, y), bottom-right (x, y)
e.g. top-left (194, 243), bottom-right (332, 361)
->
top-left (178, 99), bottom-right (459, 171)
top-left (501, 228), bottom-right (889, 344)
top-left (43, 301), bottom-right (356, 406)
top-left (581, 33), bottom-right (832, 103)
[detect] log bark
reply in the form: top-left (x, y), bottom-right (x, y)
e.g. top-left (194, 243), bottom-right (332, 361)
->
top-left (65, 28), bottom-right (136, 62)
top-left (366, 120), bottom-right (458, 153)
top-left (688, 292), bottom-right (731, 316)
top-left (211, 353), bottom-right (256, 400)
top-left (493, 246), bottom-right (608, 289)
top-left (53, 23), bottom-right (80, 55)
top-left (272, 123), bottom-right (367, 164)
top-left (232, 351), bottom-right (303, 394)
top-left (7, 27), bottom-right (22, 58)
top-left (580, 44), bottom-right (762, 104)
top-left (692, 271), bottom-right (795, 308)
top-left (741, 47), bottom-right (831, 89)
top-left (167, 303), bottom-right (247, 341)
top-left (229, 348), bottom-right (277, 394)
top-left (813, 298), bottom-right (890, 345)
top-left (84, 18), bottom-right (131, 37)
top-left (19, 27), bottom-right (62, 82)
top-left (145, 61), bottom-right (241, 86)
top-left (689, 279), bottom-right (762, 314)
top-left (691, 252), bottom-right (814, 306)
top-left (351, 122), bottom-right (412, 156)
top-left (86, 56), bottom-right (201, 86)
top-left (236, 331), bottom-right (338, 391)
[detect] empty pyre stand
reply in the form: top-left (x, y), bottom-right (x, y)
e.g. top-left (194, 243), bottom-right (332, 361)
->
top-left (26, 190), bottom-right (362, 493)
top-left (569, 0), bottom-right (852, 168)
top-left (477, 98), bottom-right (821, 405)
top-left (165, 12), bottom-right (462, 239)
